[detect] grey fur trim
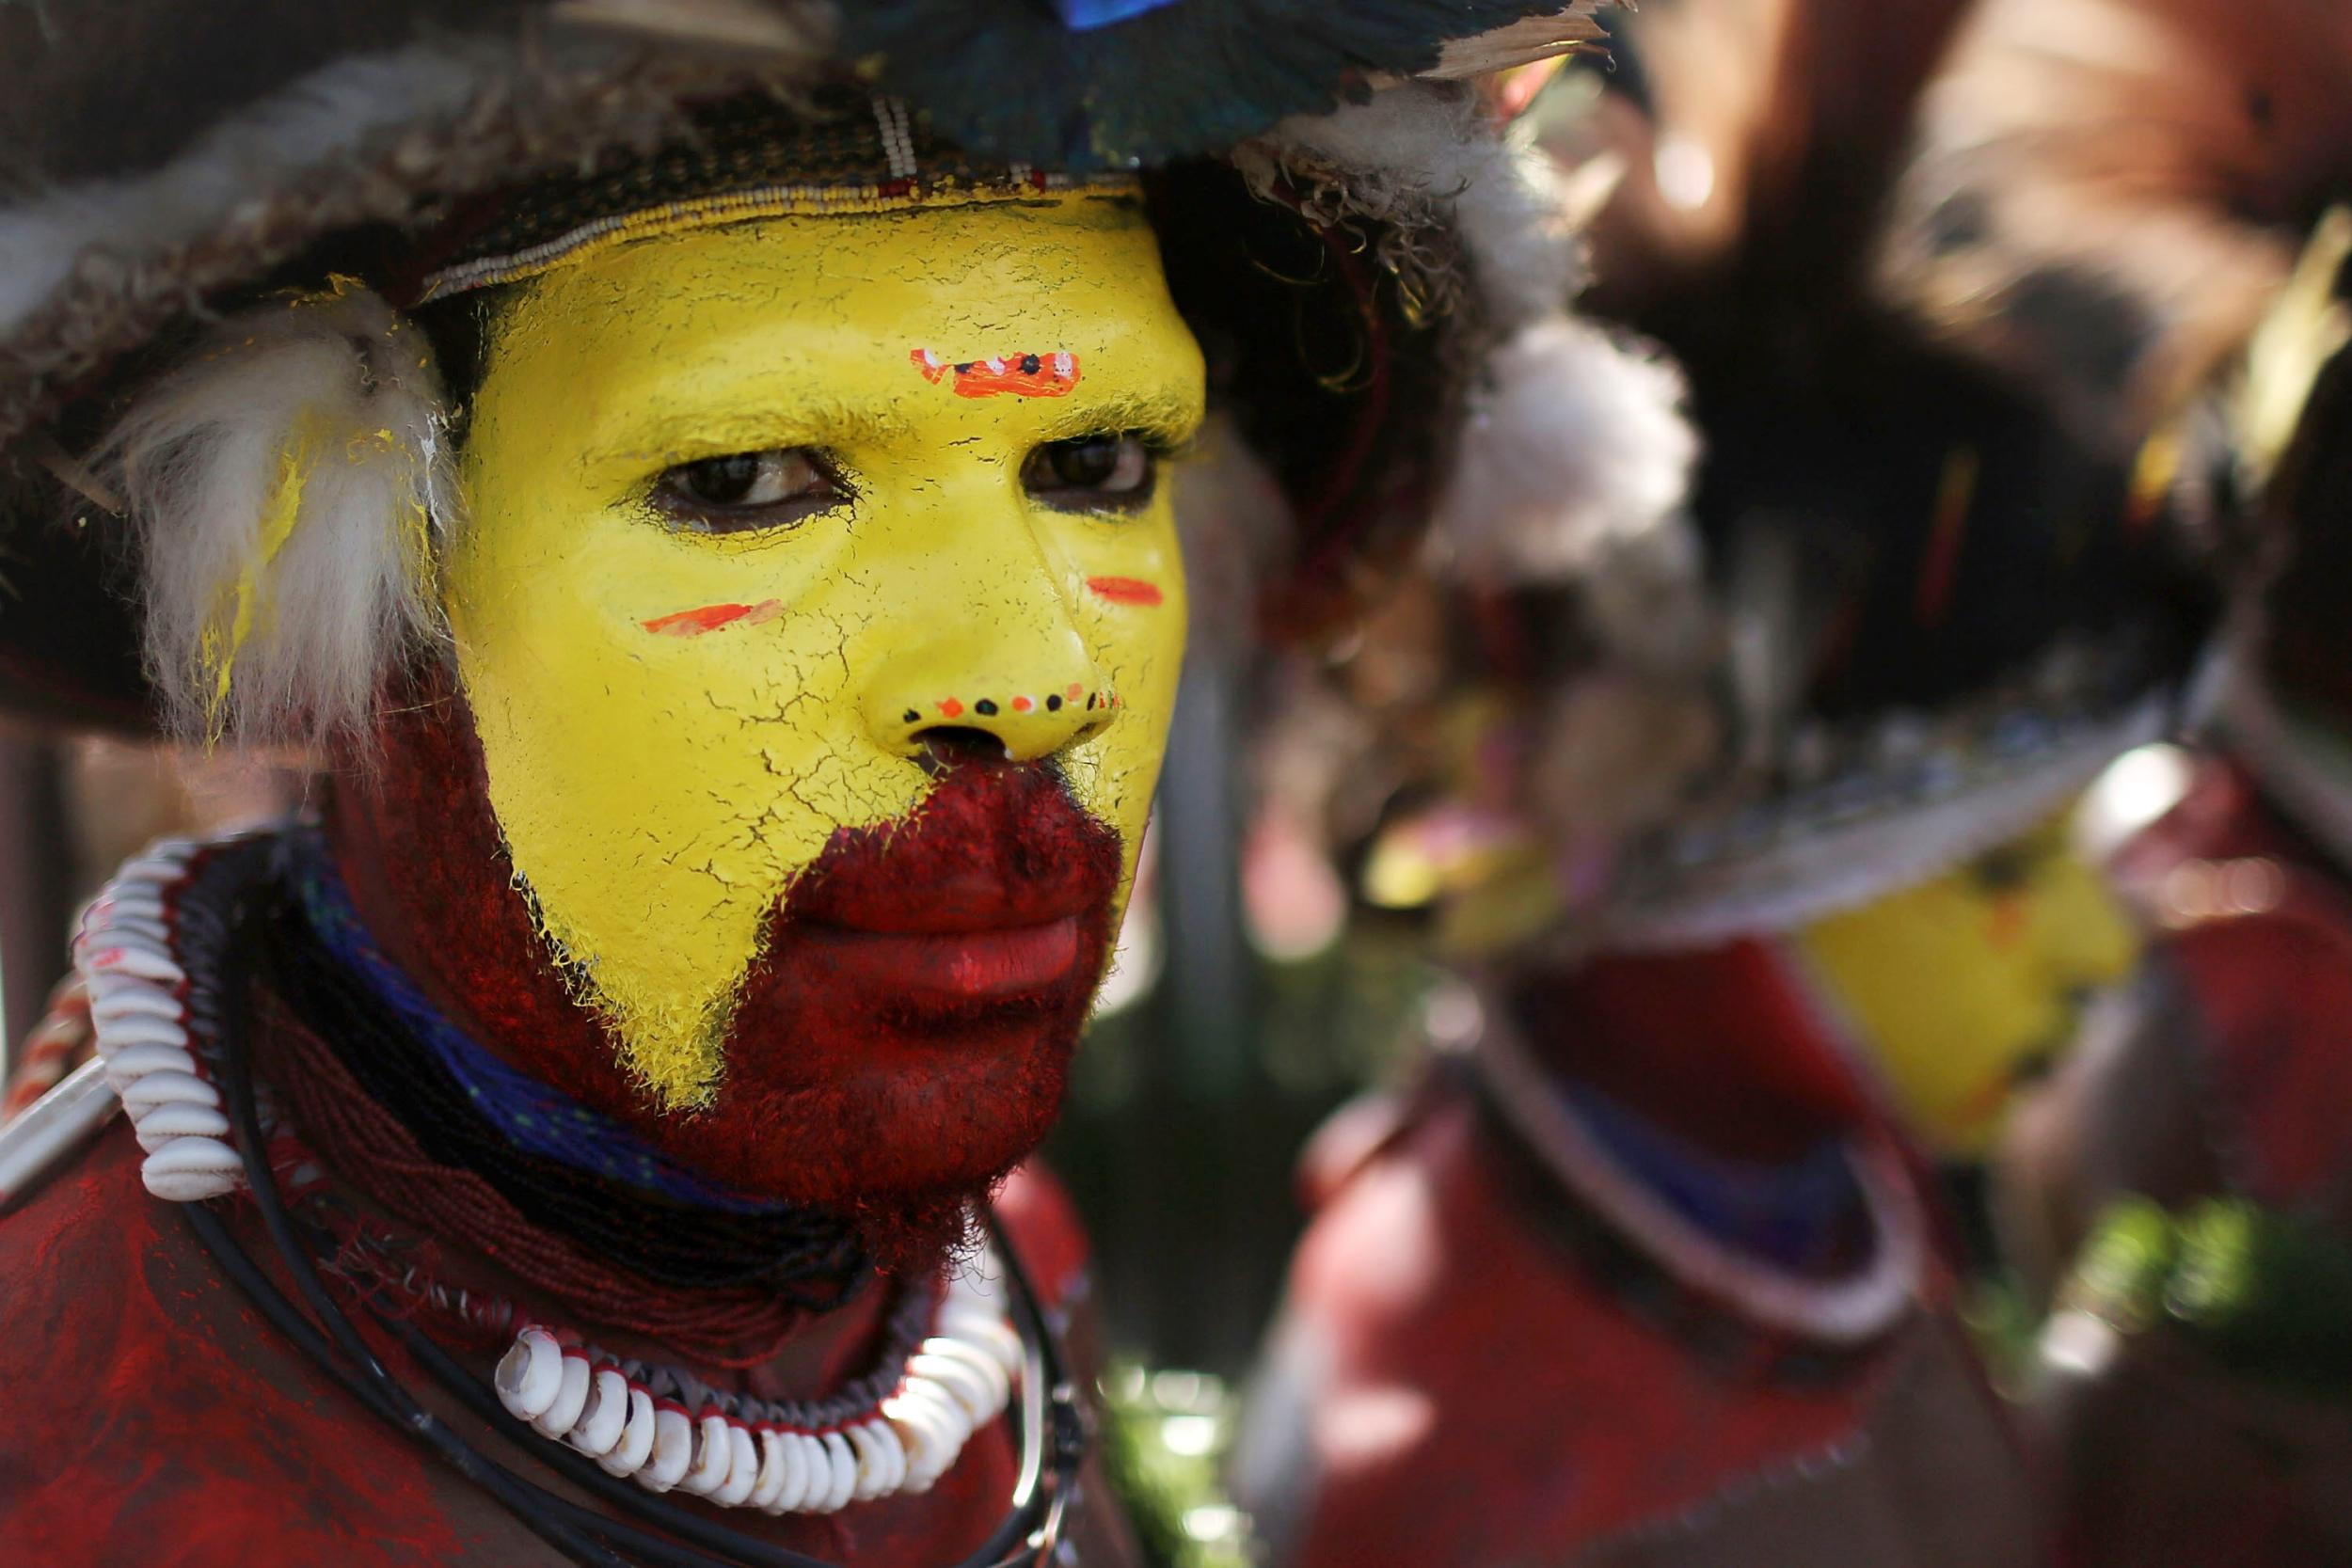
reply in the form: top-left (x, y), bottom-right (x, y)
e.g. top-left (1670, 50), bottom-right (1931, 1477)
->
top-left (0, 12), bottom-right (834, 453)
top-left (1603, 697), bottom-right (2169, 949)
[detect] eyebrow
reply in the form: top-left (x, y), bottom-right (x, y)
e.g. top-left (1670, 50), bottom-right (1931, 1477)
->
top-left (1035, 387), bottom-right (1205, 449)
top-left (582, 399), bottom-right (916, 469)
top-left (582, 382), bottom-right (1203, 469)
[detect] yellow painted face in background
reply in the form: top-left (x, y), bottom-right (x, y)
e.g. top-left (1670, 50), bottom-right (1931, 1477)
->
top-left (449, 196), bottom-right (1203, 1106)
top-left (1793, 811), bottom-right (2140, 1157)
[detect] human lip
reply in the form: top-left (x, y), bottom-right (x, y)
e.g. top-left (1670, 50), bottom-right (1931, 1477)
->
top-left (794, 862), bottom-right (1108, 936)
top-left (803, 915), bottom-right (1087, 1002)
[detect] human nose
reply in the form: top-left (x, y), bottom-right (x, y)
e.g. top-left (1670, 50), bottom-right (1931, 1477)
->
top-left (863, 543), bottom-right (1118, 766)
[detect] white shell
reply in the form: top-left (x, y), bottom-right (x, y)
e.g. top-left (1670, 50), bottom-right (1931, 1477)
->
top-left (569, 1368), bottom-right (630, 1458)
top-left (86, 890), bottom-right (168, 922)
top-left (882, 1394), bottom-right (953, 1491)
top-left (713, 1423), bottom-right (760, 1507)
top-left (900, 1374), bottom-right (975, 1441)
top-left (485, 1243), bottom-right (1025, 1513)
top-left (143, 1162), bottom-right (243, 1202)
top-left (88, 981), bottom-right (182, 1022)
top-left (114, 1069), bottom-right (218, 1111)
top-left (893, 1379), bottom-right (974, 1489)
top-left (598, 1387), bottom-right (659, 1477)
top-left (678, 1413), bottom-right (733, 1497)
top-left (532, 1352), bottom-right (593, 1438)
top-left (847, 1418), bottom-right (905, 1500)
top-left (99, 1042), bottom-right (199, 1081)
top-left (642, 1405), bottom-right (694, 1492)
top-left (119, 852), bottom-right (196, 883)
top-left (84, 913), bottom-right (173, 946)
top-left (781, 1438), bottom-right (828, 1504)
top-left (81, 943), bottom-right (185, 985)
top-left (907, 1350), bottom-right (994, 1422)
top-left (750, 1427), bottom-right (795, 1512)
top-left (937, 1309), bottom-right (1025, 1377)
top-left (809, 1431), bottom-right (858, 1513)
top-left (139, 1135), bottom-right (242, 1178)
top-left (81, 921), bottom-right (169, 955)
top-left (132, 1101), bottom-right (233, 1151)
top-left (919, 1335), bottom-right (1012, 1414)
top-left (93, 886), bottom-right (174, 912)
top-left (92, 1015), bottom-right (188, 1051)
top-left (495, 1327), bottom-right (565, 1421)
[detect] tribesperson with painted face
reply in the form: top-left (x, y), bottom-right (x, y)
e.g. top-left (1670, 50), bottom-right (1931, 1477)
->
top-left (1876, 3), bottom-right (2352, 1563)
top-left (0, 5), bottom-right (1693, 1565)
top-left (1232, 3), bottom-right (2214, 1562)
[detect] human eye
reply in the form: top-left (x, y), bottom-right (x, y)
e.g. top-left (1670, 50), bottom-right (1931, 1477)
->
top-left (1969, 844), bottom-right (2034, 895)
top-left (1019, 433), bottom-right (1158, 514)
top-left (651, 448), bottom-right (850, 534)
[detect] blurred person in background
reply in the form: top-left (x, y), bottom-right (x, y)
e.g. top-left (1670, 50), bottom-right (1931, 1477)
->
top-left (1873, 2), bottom-right (2352, 1554)
top-left (1231, 2), bottom-right (2215, 1561)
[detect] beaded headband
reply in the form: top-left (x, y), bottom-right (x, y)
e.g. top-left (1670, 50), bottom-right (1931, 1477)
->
top-left (418, 94), bottom-right (1143, 303)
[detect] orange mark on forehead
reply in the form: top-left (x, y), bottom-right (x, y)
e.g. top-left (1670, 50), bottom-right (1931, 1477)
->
top-left (1086, 576), bottom-right (1163, 608)
top-left (909, 347), bottom-right (1080, 398)
top-left (640, 599), bottom-right (784, 637)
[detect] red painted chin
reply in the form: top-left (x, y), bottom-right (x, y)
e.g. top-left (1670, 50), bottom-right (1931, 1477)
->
top-left (670, 758), bottom-right (1122, 1216)
top-left (327, 677), bottom-right (1122, 1268)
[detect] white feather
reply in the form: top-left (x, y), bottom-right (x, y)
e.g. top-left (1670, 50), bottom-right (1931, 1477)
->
top-left (96, 286), bottom-right (453, 745)
top-left (1432, 313), bottom-right (1698, 585)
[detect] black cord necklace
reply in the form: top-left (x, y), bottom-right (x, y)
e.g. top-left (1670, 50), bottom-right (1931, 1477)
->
top-left (182, 896), bottom-right (1086, 1568)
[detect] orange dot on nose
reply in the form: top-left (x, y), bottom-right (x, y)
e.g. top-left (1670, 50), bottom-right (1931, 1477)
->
top-left (1065, 683), bottom-right (1084, 701)
top-left (1011, 695), bottom-right (1034, 713)
top-left (936, 698), bottom-right (964, 719)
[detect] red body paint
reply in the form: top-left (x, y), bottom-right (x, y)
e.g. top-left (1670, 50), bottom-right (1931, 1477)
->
top-left (0, 1123), bottom-right (1102, 1564)
top-left (1248, 944), bottom-right (2035, 1567)
top-left (330, 672), bottom-right (1122, 1264)
top-left (0, 1132), bottom-right (466, 1567)
top-left (641, 599), bottom-right (783, 637)
top-left (1085, 576), bottom-right (1163, 608)
top-left (909, 347), bottom-right (1079, 398)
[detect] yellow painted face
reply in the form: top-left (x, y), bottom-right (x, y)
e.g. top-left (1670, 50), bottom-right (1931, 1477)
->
top-left (448, 196), bottom-right (1203, 1106)
top-left (1792, 811), bottom-right (2140, 1156)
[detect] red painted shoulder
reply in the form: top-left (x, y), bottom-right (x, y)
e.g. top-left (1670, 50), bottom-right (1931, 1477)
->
top-left (2117, 757), bottom-right (2352, 1207)
top-left (0, 1124), bottom-right (467, 1568)
top-left (1266, 1097), bottom-right (1877, 1566)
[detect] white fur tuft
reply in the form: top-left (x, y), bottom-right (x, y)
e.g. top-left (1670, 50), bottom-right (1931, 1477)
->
top-left (1252, 82), bottom-right (1581, 329)
top-left (1432, 313), bottom-right (1699, 585)
top-left (97, 285), bottom-right (453, 746)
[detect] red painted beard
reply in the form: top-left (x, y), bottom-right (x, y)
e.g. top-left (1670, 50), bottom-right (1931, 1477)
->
top-left (327, 673), bottom-right (1123, 1271)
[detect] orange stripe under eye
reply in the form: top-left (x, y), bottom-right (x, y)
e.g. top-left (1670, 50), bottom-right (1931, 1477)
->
top-left (641, 600), bottom-right (784, 637)
top-left (1086, 576), bottom-right (1163, 607)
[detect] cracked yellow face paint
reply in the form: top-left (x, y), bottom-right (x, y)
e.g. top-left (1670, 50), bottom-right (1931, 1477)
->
top-left (449, 195), bottom-right (1203, 1105)
top-left (1792, 811), bottom-right (2139, 1156)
